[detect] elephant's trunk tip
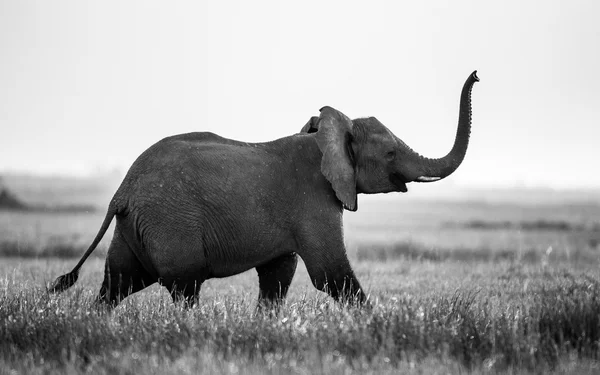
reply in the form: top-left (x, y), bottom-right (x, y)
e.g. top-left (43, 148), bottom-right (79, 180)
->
top-left (471, 70), bottom-right (479, 82)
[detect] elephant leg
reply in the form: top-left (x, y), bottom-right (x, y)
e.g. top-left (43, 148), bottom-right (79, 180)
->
top-left (166, 280), bottom-right (203, 307)
top-left (299, 231), bottom-right (367, 306)
top-left (304, 259), bottom-right (366, 305)
top-left (96, 230), bottom-right (157, 308)
top-left (256, 252), bottom-right (298, 308)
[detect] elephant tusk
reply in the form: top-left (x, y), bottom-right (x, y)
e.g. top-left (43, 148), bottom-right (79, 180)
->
top-left (414, 176), bottom-right (442, 182)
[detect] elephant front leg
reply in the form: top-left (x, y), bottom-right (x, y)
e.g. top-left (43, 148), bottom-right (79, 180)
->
top-left (300, 243), bottom-right (367, 306)
top-left (306, 260), bottom-right (367, 305)
top-left (255, 252), bottom-right (298, 310)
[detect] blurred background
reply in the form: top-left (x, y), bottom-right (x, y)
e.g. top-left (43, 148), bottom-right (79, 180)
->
top-left (1, 1), bottom-right (599, 263)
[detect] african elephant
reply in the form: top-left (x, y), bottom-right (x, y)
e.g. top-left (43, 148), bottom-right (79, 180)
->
top-left (50, 71), bottom-right (479, 308)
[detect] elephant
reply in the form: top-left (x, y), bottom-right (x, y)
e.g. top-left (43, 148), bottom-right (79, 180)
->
top-left (50, 71), bottom-right (479, 308)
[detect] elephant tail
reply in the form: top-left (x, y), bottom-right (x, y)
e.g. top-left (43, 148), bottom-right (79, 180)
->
top-left (49, 204), bottom-right (117, 293)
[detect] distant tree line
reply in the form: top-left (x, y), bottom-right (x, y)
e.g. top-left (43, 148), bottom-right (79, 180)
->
top-left (0, 176), bottom-right (96, 212)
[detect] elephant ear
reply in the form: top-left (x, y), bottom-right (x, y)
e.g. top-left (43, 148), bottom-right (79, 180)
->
top-left (314, 106), bottom-right (357, 211)
top-left (300, 116), bottom-right (320, 133)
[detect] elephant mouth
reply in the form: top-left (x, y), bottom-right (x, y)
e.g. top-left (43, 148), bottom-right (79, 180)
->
top-left (389, 173), bottom-right (408, 193)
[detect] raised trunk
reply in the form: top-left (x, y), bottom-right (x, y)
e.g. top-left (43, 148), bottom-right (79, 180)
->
top-left (412, 71), bottom-right (479, 182)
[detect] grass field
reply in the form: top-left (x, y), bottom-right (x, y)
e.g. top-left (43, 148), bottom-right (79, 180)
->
top-left (2, 196), bottom-right (600, 374)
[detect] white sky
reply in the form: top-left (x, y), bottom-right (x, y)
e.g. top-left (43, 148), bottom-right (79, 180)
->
top-left (1, 0), bottom-right (599, 189)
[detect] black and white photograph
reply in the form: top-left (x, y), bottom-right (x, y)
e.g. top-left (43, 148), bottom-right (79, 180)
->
top-left (1, 1), bottom-right (599, 373)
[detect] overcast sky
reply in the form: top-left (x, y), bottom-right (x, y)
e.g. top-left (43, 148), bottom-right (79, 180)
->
top-left (1, 1), bottom-right (599, 189)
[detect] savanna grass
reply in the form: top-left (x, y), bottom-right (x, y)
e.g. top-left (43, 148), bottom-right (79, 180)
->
top-left (1, 261), bottom-right (600, 374)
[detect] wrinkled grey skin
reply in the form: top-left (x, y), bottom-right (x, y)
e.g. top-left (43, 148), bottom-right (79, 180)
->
top-left (50, 71), bottom-right (479, 309)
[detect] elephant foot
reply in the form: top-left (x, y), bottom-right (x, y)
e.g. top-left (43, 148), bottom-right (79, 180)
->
top-left (165, 280), bottom-right (203, 307)
top-left (255, 252), bottom-right (298, 310)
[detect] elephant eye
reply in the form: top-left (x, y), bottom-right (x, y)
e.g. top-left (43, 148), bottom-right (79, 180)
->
top-left (385, 151), bottom-right (396, 161)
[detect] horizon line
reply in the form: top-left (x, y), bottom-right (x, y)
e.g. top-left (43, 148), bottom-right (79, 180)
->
top-left (2, 168), bottom-right (600, 193)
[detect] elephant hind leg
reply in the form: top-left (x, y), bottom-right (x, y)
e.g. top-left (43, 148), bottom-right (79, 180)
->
top-left (256, 252), bottom-right (298, 309)
top-left (165, 280), bottom-right (203, 307)
top-left (96, 230), bottom-right (157, 308)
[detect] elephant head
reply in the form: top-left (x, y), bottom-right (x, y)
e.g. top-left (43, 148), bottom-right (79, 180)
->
top-left (302, 71), bottom-right (479, 211)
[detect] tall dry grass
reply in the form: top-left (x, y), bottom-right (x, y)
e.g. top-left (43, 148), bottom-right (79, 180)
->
top-left (1, 259), bottom-right (600, 374)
